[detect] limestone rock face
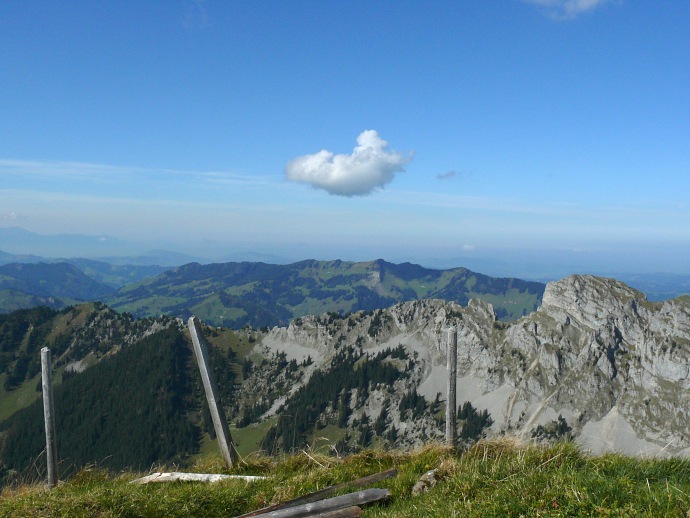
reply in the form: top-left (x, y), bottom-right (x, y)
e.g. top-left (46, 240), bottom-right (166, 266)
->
top-left (506, 276), bottom-right (689, 455)
top-left (260, 275), bottom-right (690, 456)
top-left (540, 275), bottom-right (647, 331)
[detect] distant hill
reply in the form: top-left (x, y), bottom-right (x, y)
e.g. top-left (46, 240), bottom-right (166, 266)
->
top-left (64, 258), bottom-right (170, 288)
top-left (95, 250), bottom-right (209, 267)
top-left (0, 249), bottom-right (45, 265)
top-left (0, 260), bottom-right (174, 313)
top-left (107, 259), bottom-right (545, 327)
top-left (0, 263), bottom-right (115, 313)
top-left (0, 288), bottom-right (72, 313)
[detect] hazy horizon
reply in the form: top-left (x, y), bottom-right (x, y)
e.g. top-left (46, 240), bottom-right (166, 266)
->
top-left (3, 226), bottom-right (690, 284)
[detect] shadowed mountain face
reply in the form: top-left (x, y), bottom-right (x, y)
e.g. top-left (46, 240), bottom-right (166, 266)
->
top-left (106, 259), bottom-right (545, 327)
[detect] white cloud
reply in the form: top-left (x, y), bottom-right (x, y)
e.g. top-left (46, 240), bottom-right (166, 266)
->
top-left (285, 130), bottom-right (411, 196)
top-left (526, 0), bottom-right (615, 19)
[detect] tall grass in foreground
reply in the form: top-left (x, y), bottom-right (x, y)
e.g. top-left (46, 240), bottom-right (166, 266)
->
top-left (1, 439), bottom-right (688, 517)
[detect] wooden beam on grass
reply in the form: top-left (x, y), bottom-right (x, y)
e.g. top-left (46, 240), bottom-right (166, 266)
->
top-left (315, 507), bottom-right (362, 518)
top-left (249, 488), bottom-right (390, 518)
top-left (131, 472), bottom-right (266, 484)
top-left (236, 468), bottom-right (397, 517)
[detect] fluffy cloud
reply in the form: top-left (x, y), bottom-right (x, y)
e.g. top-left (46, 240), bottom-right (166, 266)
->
top-left (285, 130), bottom-right (411, 196)
top-left (526, 0), bottom-right (614, 19)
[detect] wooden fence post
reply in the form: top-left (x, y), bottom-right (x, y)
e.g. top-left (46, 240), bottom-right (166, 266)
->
top-left (445, 326), bottom-right (458, 447)
top-left (187, 316), bottom-right (238, 468)
top-left (41, 347), bottom-right (58, 487)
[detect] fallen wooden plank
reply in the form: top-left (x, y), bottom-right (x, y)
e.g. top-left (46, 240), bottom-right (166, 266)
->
top-left (130, 472), bottom-right (266, 484)
top-left (235, 467), bottom-right (397, 517)
top-left (251, 488), bottom-right (390, 518)
top-left (317, 506), bottom-right (362, 518)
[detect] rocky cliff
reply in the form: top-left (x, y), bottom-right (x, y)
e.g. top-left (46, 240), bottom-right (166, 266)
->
top-left (258, 275), bottom-right (690, 456)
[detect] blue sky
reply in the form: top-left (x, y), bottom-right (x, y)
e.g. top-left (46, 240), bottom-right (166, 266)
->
top-left (1, 1), bottom-right (689, 276)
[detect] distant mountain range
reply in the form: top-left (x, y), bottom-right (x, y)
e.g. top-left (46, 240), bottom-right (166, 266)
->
top-left (2, 226), bottom-right (690, 302)
top-left (0, 260), bottom-right (172, 313)
top-left (0, 257), bottom-right (545, 322)
top-left (106, 259), bottom-right (545, 327)
top-left (2, 252), bottom-right (690, 325)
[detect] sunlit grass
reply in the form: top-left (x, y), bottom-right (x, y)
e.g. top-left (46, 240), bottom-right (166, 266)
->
top-left (1, 439), bottom-right (689, 517)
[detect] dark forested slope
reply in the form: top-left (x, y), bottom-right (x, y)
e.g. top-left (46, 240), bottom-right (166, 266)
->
top-left (0, 327), bottom-right (199, 482)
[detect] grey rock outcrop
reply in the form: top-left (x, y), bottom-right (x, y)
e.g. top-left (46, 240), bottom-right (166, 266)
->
top-left (259, 275), bottom-right (689, 456)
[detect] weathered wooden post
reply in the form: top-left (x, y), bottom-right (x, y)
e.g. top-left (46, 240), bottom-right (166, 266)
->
top-left (187, 316), bottom-right (238, 468)
top-left (445, 326), bottom-right (458, 447)
top-left (41, 347), bottom-right (58, 487)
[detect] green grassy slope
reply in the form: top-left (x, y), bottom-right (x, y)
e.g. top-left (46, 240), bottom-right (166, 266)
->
top-left (1, 441), bottom-right (688, 517)
top-left (0, 288), bottom-right (77, 313)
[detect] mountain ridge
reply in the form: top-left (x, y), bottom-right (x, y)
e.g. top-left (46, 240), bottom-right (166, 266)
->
top-left (256, 274), bottom-right (689, 457)
top-left (106, 258), bottom-right (545, 327)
